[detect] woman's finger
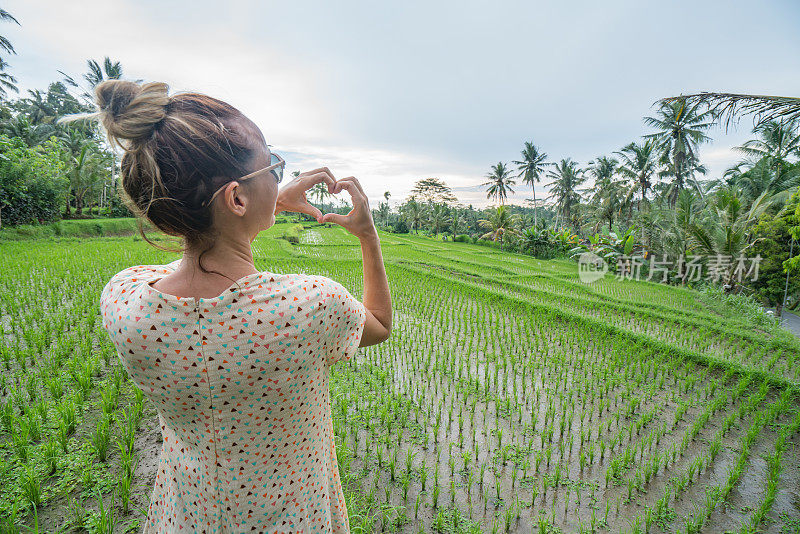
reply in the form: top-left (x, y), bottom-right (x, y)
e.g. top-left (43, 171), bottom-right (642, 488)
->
top-left (301, 171), bottom-right (336, 193)
top-left (335, 176), bottom-right (366, 197)
top-left (320, 212), bottom-right (349, 226)
top-left (333, 180), bottom-right (366, 206)
top-left (298, 167), bottom-right (337, 193)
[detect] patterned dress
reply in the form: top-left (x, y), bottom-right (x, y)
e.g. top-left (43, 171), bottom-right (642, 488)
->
top-left (99, 259), bottom-right (367, 533)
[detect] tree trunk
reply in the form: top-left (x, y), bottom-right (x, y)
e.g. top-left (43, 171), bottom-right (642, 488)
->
top-left (64, 192), bottom-right (72, 219)
top-left (532, 184), bottom-right (537, 229)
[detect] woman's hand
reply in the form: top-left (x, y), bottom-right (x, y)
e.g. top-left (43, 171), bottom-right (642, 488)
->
top-left (319, 177), bottom-right (377, 241)
top-left (274, 167), bottom-right (337, 222)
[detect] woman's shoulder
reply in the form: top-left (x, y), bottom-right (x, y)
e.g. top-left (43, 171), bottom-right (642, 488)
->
top-left (102, 260), bottom-right (181, 297)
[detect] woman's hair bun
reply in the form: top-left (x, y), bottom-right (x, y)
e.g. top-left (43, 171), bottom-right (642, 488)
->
top-left (92, 79), bottom-right (171, 149)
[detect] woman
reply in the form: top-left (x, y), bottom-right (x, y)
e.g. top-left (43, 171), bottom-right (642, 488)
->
top-left (74, 80), bottom-right (392, 532)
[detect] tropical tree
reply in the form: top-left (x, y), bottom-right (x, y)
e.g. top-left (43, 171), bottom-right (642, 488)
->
top-left (688, 189), bottom-right (771, 289)
top-left (734, 119), bottom-right (800, 185)
top-left (59, 56), bottom-right (126, 105)
top-left (513, 141), bottom-right (550, 228)
top-left (410, 178), bottom-right (456, 205)
top-left (482, 162), bottom-right (515, 206)
top-left (587, 156), bottom-right (624, 232)
top-left (546, 158), bottom-right (586, 230)
top-left (657, 189), bottom-right (702, 267)
top-left (644, 99), bottom-right (716, 206)
top-left (309, 182), bottom-right (331, 208)
top-left (477, 205), bottom-right (521, 249)
top-left (400, 195), bottom-right (426, 234)
top-left (0, 115), bottom-right (51, 147)
top-left (615, 139), bottom-right (659, 213)
top-left (0, 8), bottom-right (20, 99)
top-left (59, 138), bottom-right (111, 216)
top-left (428, 203), bottom-right (452, 236)
top-left (450, 207), bottom-right (466, 240)
top-left (659, 92), bottom-right (800, 131)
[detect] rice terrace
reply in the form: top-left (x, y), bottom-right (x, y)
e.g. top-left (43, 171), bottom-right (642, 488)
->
top-left (1, 220), bottom-right (798, 533)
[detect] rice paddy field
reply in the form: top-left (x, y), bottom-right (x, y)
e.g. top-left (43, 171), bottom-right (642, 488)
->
top-left (1, 221), bottom-right (799, 533)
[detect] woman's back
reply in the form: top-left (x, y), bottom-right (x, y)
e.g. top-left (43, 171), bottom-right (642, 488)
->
top-left (100, 259), bottom-right (367, 533)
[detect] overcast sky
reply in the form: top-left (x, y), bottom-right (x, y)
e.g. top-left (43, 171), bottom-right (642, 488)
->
top-left (4, 0), bottom-right (799, 208)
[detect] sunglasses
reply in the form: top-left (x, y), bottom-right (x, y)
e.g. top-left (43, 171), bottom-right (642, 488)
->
top-left (202, 151), bottom-right (286, 207)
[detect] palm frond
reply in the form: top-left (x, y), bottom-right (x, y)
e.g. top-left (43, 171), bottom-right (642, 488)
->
top-left (658, 92), bottom-right (800, 132)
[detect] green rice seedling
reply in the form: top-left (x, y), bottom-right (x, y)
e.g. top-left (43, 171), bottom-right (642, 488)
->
top-left (401, 474), bottom-right (410, 502)
top-left (42, 436), bottom-right (58, 476)
top-left (389, 449), bottom-right (397, 481)
top-left (101, 382), bottom-right (119, 418)
top-left (20, 461), bottom-right (41, 508)
top-left (503, 504), bottom-right (514, 532)
top-left (94, 488), bottom-right (115, 534)
top-left (92, 415), bottom-right (111, 462)
top-left (58, 397), bottom-right (76, 436)
top-left (25, 408), bottom-right (40, 442)
top-left (117, 466), bottom-right (135, 515)
top-left (12, 420), bottom-right (30, 462)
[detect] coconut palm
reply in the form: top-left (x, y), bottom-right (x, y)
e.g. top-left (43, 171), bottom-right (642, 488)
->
top-left (477, 205), bottom-right (521, 249)
top-left (734, 119), bottom-right (800, 184)
top-left (0, 8), bottom-right (20, 99)
top-left (428, 203), bottom-right (452, 236)
top-left (0, 115), bottom-right (52, 146)
top-left (659, 92), bottom-right (800, 131)
top-left (450, 207), bottom-right (466, 240)
top-left (513, 142), bottom-right (550, 228)
top-left (688, 189), bottom-right (772, 289)
top-left (400, 195), bottom-right (426, 234)
top-left (586, 156), bottom-right (622, 232)
top-left (60, 57), bottom-right (125, 104)
top-left (615, 139), bottom-right (659, 213)
top-left (644, 99), bottom-right (716, 207)
top-left (481, 162), bottom-right (515, 206)
top-left (656, 157), bottom-right (708, 203)
top-left (308, 182), bottom-right (331, 208)
top-left (546, 158), bottom-right (586, 230)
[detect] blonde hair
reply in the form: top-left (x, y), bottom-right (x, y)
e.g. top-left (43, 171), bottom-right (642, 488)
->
top-left (60, 79), bottom-right (263, 284)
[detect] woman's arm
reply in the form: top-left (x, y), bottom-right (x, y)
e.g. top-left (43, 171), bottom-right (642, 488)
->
top-left (318, 176), bottom-right (391, 347)
top-left (356, 231), bottom-right (391, 346)
top-left (272, 168), bottom-right (392, 346)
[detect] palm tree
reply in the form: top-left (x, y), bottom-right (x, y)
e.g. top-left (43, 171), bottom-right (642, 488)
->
top-left (450, 207), bottom-right (466, 240)
top-left (615, 139), bottom-right (658, 213)
top-left (734, 119), bottom-right (800, 184)
top-left (513, 142), bottom-right (550, 228)
top-left (309, 182), bottom-right (331, 208)
top-left (658, 93), bottom-right (800, 131)
top-left (428, 203), bottom-right (452, 236)
top-left (644, 99), bottom-right (716, 207)
top-left (688, 189), bottom-right (771, 290)
top-left (657, 189), bottom-right (702, 278)
top-left (586, 156), bottom-right (621, 232)
top-left (400, 195), bottom-right (425, 234)
top-left (0, 8), bottom-right (20, 99)
top-left (546, 158), bottom-right (586, 230)
top-left (481, 162), bottom-right (515, 206)
top-left (477, 205), bottom-right (521, 249)
top-left (60, 57), bottom-right (125, 104)
top-left (0, 115), bottom-right (51, 146)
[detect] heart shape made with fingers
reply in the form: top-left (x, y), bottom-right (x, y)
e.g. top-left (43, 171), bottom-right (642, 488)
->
top-left (278, 174), bottom-right (356, 223)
